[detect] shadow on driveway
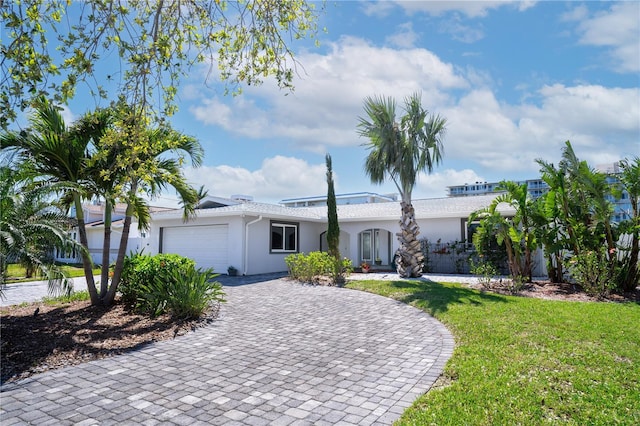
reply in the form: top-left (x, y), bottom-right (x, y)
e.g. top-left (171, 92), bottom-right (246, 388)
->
top-left (215, 271), bottom-right (288, 287)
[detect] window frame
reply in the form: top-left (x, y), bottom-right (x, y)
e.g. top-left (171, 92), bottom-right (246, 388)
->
top-left (270, 221), bottom-right (299, 253)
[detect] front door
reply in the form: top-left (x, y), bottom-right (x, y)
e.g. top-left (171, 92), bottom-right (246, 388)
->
top-left (361, 230), bottom-right (373, 263)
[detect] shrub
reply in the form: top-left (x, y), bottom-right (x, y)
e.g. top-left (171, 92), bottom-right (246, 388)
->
top-left (161, 267), bottom-right (225, 319)
top-left (285, 251), bottom-right (352, 285)
top-left (119, 252), bottom-right (196, 313)
top-left (469, 259), bottom-right (497, 288)
top-left (567, 249), bottom-right (618, 296)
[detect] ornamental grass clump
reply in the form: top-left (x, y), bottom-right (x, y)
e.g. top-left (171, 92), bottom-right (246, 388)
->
top-left (160, 267), bottom-right (225, 320)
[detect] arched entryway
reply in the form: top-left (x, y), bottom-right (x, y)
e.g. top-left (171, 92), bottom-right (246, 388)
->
top-left (319, 230), bottom-right (351, 258)
top-left (358, 228), bottom-right (393, 269)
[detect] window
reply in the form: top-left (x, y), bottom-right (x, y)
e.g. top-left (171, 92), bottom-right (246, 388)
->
top-left (271, 222), bottom-right (298, 253)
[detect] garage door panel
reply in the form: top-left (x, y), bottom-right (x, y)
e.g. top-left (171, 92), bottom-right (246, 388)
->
top-left (162, 225), bottom-right (228, 273)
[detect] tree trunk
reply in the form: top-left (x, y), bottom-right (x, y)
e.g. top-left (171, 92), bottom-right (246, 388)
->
top-left (99, 199), bottom-right (112, 299)
top-left (396, 201), bottom-right (423, 278)
top-left (104, 191), bottom-right (136, 306)
top-left (75, 196), bottom-right (99, 305)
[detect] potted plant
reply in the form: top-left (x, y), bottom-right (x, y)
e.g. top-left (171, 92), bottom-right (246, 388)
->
top-left (227, 266), bottom-right (238, 276)
top-left (361, 262), bottom-right (370, 273)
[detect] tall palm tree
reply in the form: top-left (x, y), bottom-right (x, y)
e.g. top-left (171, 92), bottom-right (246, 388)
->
top-left (99, 109), bottom-right (203, 306)
top-left (358, 93), bottom-right (447, 277)
top-left (1, 99), bottom-right (203, 307)
top-left (0, 98), bottom-right (101, 302)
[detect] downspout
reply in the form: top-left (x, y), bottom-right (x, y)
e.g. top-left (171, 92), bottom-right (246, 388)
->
top-left (244, 216), bottom-right (263, 276)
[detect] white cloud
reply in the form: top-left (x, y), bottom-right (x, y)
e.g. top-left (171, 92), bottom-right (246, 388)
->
top-left (360, 1), bottom-right (396, 18)
top-left (188, 33), bottom-right (638, 189)
top-left (386, 22), bottom-right (419, 48)
top-left (183, 156), bottom-right (326, 203)
top-left (415, 168), bottom-right (486, 199)
top-left (191, 36), bottom-right (468, 151)
top-left (59, 105), bottom-right (76, 125)
top-left (566, 2), bottom-right (640, 73)
top-left (440, 84), bottom-right (640, 175)
top-left (396, 1), bottom-right (536, 18)
top-left (439, 16), bottom-right (485, 43)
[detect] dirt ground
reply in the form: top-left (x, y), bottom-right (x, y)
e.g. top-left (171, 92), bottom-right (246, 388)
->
top-left (1, 282), bottom-right (637, 385)
top-left (0, 300), bottom-right (217, 384)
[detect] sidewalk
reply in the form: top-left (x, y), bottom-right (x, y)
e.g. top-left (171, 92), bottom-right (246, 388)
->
top-left (1, 276), bottom-right (93, 307)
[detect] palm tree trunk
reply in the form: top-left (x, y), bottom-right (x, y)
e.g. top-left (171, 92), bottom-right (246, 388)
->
top-left (104, 186), bottom-right (137, 306)
top-left (396, 201), bottom-right (423, 278)
top-left (74, 196), bottom-right (99, 305)
top-left (99, 199), bottom-right (112, 299)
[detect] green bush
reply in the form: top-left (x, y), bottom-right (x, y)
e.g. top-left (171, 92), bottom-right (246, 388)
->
top-left (567, 249), bottom-right (618, 296)
top-left (285, 251), bottom-right (352, 285)
top-left (469, 258), bottom-right (497, 288)
top-left (119, 252), bottom-right (196, 312)
top-left (160, 267), bottom-right (225, 319)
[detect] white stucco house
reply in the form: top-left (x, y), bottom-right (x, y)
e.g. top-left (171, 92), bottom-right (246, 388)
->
top-left (58, 192), bottom-right (547, 276)
top-left (54, 202), bottom-right (170, 265)
top-left (146, 193), bottom-right (530, 275)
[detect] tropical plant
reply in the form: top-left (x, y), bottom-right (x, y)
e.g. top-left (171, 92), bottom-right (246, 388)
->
top-left (535, 141), bottom-right (634, 291)
top-left (469, 181), bottom-right (538, 282)
top-left (1, 97), bottom-right (102, 299)
top-left (532, 164), bottom-right (571, 282)
top-left (92, 102), bottom-right (204, 307)
top-left (358, 92), bottom-right (447, 278)
top-left (0, 166), bottom-right (78, 296)
top-left (161, 267), bottom-right (225, 320)
top-left (1, 99), bottom-right (203, 307)
top-left (616, 157), bottom-right (640, 291)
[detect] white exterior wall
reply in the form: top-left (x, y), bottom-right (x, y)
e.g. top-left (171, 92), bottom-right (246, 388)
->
top-left (148, 215), bottom-right (245, 274)
top-left (244, 219), bottom-right (324, 275)
top-left (339, 217), bottom-right (466, 267)
top-left (416, 218), bottom-right (466, 244)
top-left (85, 224), bottom-right (148, 265)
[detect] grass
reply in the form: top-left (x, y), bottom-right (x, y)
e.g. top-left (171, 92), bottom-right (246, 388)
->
top-left (41, 290), bottom-right (91, 305)
top-left (346, 279), bottom-right (640, 425)
top-left (5, 263), bottom-right (101, 283)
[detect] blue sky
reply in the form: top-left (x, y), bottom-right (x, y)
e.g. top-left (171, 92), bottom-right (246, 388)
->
top-left (59, 1), bottom-right (640, 205)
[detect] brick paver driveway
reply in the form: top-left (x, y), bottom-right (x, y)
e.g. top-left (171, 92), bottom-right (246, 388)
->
top-left (1, 277), bottom-right (454, 425)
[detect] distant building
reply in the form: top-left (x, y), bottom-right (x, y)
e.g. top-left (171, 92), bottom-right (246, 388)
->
top-left (280, 192), bottom-right (397, 208)
top-left (447, 179), bottom-right (549, 199)
top-left (446, 163), bottom-right (632, 222)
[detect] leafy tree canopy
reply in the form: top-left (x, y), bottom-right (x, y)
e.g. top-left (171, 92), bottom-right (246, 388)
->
top-left (1, 0), bottom-right (321, 128)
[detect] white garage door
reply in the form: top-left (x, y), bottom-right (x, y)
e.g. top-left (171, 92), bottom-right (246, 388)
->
top-left (162, 225), bottom-right (229, 273)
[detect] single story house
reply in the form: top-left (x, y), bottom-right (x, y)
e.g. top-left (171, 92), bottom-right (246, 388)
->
top-left (58, 193), bottom-right (547, 276)
top-left (145, 193), bottom-right (540, 275)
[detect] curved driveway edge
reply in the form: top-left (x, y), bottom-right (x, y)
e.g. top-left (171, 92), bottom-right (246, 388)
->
top-left (1, 278), bottom-right (454, 425)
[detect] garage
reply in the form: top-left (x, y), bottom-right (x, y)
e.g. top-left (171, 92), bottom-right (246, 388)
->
top-left (161, 224), bottom-right (229, 273)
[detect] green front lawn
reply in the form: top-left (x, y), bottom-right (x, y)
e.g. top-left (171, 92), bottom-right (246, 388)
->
top-left (347, 279), bottom-right (640, 425)
top-left (5, 263), bottom-right (100, 283)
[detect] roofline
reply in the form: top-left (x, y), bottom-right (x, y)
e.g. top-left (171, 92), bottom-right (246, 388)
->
top-left (280, 192), bottom-right (396, 203)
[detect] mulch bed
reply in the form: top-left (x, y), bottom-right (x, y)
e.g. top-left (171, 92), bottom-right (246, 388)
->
top-left (0, 300), bottom-right (216, 384)
top-left (467, 279), bottom-right (640, 303)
